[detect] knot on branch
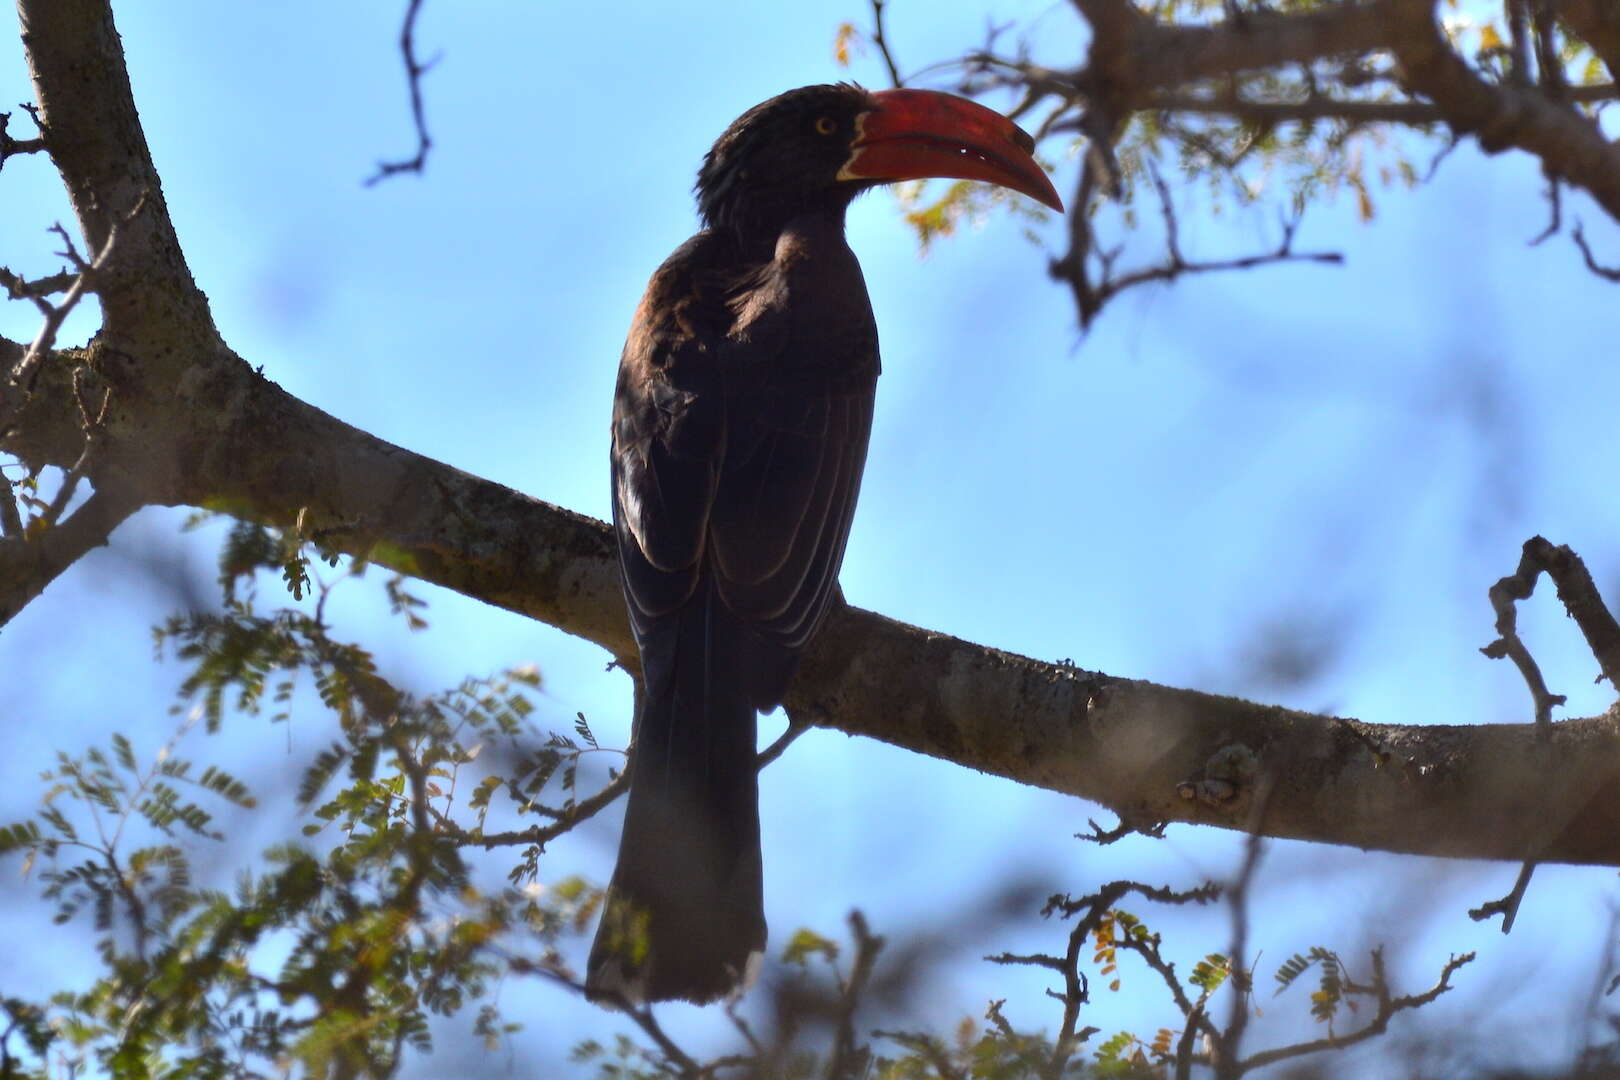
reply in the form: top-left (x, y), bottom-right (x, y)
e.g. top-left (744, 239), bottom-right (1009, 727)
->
top-left (1177, 742), bottom-right (1259, 808)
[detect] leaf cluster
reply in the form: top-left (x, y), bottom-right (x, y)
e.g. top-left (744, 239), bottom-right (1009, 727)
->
top-left (0, 521), bottom-right (607, 1078)
top-left (0, 521), bottom-right (1492, 1079)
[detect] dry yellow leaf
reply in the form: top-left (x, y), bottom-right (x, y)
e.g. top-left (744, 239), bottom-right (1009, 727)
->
top-left (834, 22), bottom-right (856, 67)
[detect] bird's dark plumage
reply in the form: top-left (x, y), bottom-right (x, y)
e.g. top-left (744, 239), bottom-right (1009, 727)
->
top-left (588, 83), bottom-right (1058, 1005)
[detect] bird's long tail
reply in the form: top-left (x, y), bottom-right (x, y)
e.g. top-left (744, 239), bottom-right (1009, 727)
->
top-left (586, 584), bottom-right (768, 1005)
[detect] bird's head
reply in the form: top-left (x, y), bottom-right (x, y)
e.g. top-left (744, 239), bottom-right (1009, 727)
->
top-left (695, 83), bottom-right (1062, 236)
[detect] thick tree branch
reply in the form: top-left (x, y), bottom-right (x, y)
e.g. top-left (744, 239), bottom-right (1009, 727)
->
top-left (1139, 82), bottom-right (1618, 125)
top-left (11, 0), bottom-right (1620, 877)
top-left (14, 334), bottom-right (1620, 868)
top-left (1381, 0), bottom-right (1620, 221)
top-left (17, 0), bottom-right (216, 339)
top-left (1071, 0), bottom-right (1396, 99)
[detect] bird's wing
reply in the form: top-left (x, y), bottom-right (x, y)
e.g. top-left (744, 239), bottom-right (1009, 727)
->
top-left (704, 243), bottom-right (878, 705)
top-left (612, 232), bottom-right (878, 705)
top-left (611, 240), bottom-right (728, 642)
top-left (706, 379), bottom-right (872, 652)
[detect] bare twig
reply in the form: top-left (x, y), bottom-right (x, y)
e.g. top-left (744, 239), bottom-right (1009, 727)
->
top-left (1238, 950), bottom-right (1476, 1072)
top-left (0, 109), bottom-right (45, 170)
top-left (1525, 538), bottom-right (1620, 690)
top-left (1506, 0), bottom-right (1533, 88)
top-left (1532, 1), bottom-right (1568, 102)
top-left (870, 1030), bottom-right (966, 1080)
top-left (757, 716), bottom-right (809, 770)
top-left (365, 0), bottom-right (438, 186)
top-left (1482, 536), bottom-right (1620, 729)
top-left (1078, 814), bottom-right (1167, 845)
top-left (1214, 774), bottom-right (1273, 1080)
top-left (1133, 93), bottom-right (1445, 125)
top-left (827, 911), bottom-right (884, 1080)
top-left (868, 0), bottom-right (904, 88)
top-left (449, 768), bottom-right (628, 850)
top-left (1572, 219), bottom-right (1620, 281)
top-left (1174, 1004), bottom-right (1203, 1080)
top-left (1047, 104), bottom-right (1124, 326)
top-left (1468, 858), bottom-right (1538, 932)
top-left (1530, 173), bottom-right (1562, 245)
top-left (1054, 163), bottom-right (1342, 329)
top-left (1480, 537), bottom-right (1572, 729)
top-left (621, 1001), bottom-right (704, 1076)
top-left (0, 267), bottom-right (77, 301)
top-left (724, 998), bottom-right (765, 1058)
top-left (990, 878), bottom-right (1222, 1076)
top-left (1472, 537), bottom-right (1620, 929)
top-left (0, 196), bottom-right (143, 594)
top-left (2, 210), bottom-right (138, 429)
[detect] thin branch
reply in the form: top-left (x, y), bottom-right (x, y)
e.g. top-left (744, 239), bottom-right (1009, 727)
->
top-left (1471, 537), bottom-right (1620, 926)
top-left (365, 0), bottom-right (438, 186)
top-left (870, 1030), bottom-right (966, 1080)
top-left (1573, 219), bottom-right (1620, 281)
top-left (620, 1000), bottom-right (703, 1076)
top-left (1532, 2), bottom-right (1569, 103)
top-left (1506, 0), bottom-right (1533, 88)
top-left (827, 911), bottom-right (884, 1080)
top-left (1530, 174), bottom-right (1562, 245)
top-left (1174, 1004), bottom-right (1203, 1080)
top-left (1237, 951), bottom-right (1476, 1072)
top-left (1134, 82), bottom-right (1619, 126)
top-left (757, 717), bottom-right (809, 770)
top-left (0, 109), bottom-right (45, 170)
top-left (1214, 774), bottom-right (1273, 1080)
top-left (1078, 814), bottom-right (1167, 845)
top-left (1481, 536), bottom-right (1620, 725)
top-left (1056, 165), bottom-right (1343, 328)
top-left (1480, 543), bottom-right (1566, 728)
top-left (2, 213), bottom-right (134, 432)
top-left (868, 0), bottom-right (904, 88)
top-left (991, 877), bottom-right (1223, 1076)
top-left (1468, 858), bottom-right (1539, 932)
top-left (1138, 93), bottom-right (1438, 125)
top-left (0, 267), bottom-right (77, 301)
top-left (1525, 538), bottom-right (1620, 689)
top-left (450, 768), bottom-right (628, 850)
top-left (1047, 105), bottom-right (1124, 327)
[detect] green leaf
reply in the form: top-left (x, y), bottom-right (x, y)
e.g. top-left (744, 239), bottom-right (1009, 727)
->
top-left (782, 927), bottom-right (839, 966)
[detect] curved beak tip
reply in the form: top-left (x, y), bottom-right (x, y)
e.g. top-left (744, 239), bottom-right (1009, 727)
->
top-left (846, 88), bottom-right (1064, 215)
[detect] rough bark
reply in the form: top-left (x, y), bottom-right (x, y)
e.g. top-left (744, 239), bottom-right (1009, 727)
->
top-left (6, 0), bottom-right (1620, 871)
top-left (1385, 0), bottom-right (1620, 218)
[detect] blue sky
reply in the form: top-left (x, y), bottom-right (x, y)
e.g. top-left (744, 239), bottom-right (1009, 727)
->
top-left (5, 1), bottom-right (1620, 1073)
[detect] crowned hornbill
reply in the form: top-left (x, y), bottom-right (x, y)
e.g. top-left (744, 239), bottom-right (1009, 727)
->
top-left (588, 83), bottom-right (1061, 1006)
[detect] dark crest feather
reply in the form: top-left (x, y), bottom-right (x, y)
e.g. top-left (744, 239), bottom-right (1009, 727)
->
top-left (695, 83), bottom-right (873, 234)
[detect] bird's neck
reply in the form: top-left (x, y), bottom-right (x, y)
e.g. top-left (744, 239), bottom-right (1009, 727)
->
top-left (725, 204), bottom-right (850, 263)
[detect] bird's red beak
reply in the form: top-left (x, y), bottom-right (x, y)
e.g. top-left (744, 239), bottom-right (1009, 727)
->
top-left (838, 89), bottom-right (1063, 212)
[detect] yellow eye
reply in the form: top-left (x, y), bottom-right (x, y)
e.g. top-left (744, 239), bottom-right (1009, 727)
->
top-left (814, 116), bottom-right (837, 136)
